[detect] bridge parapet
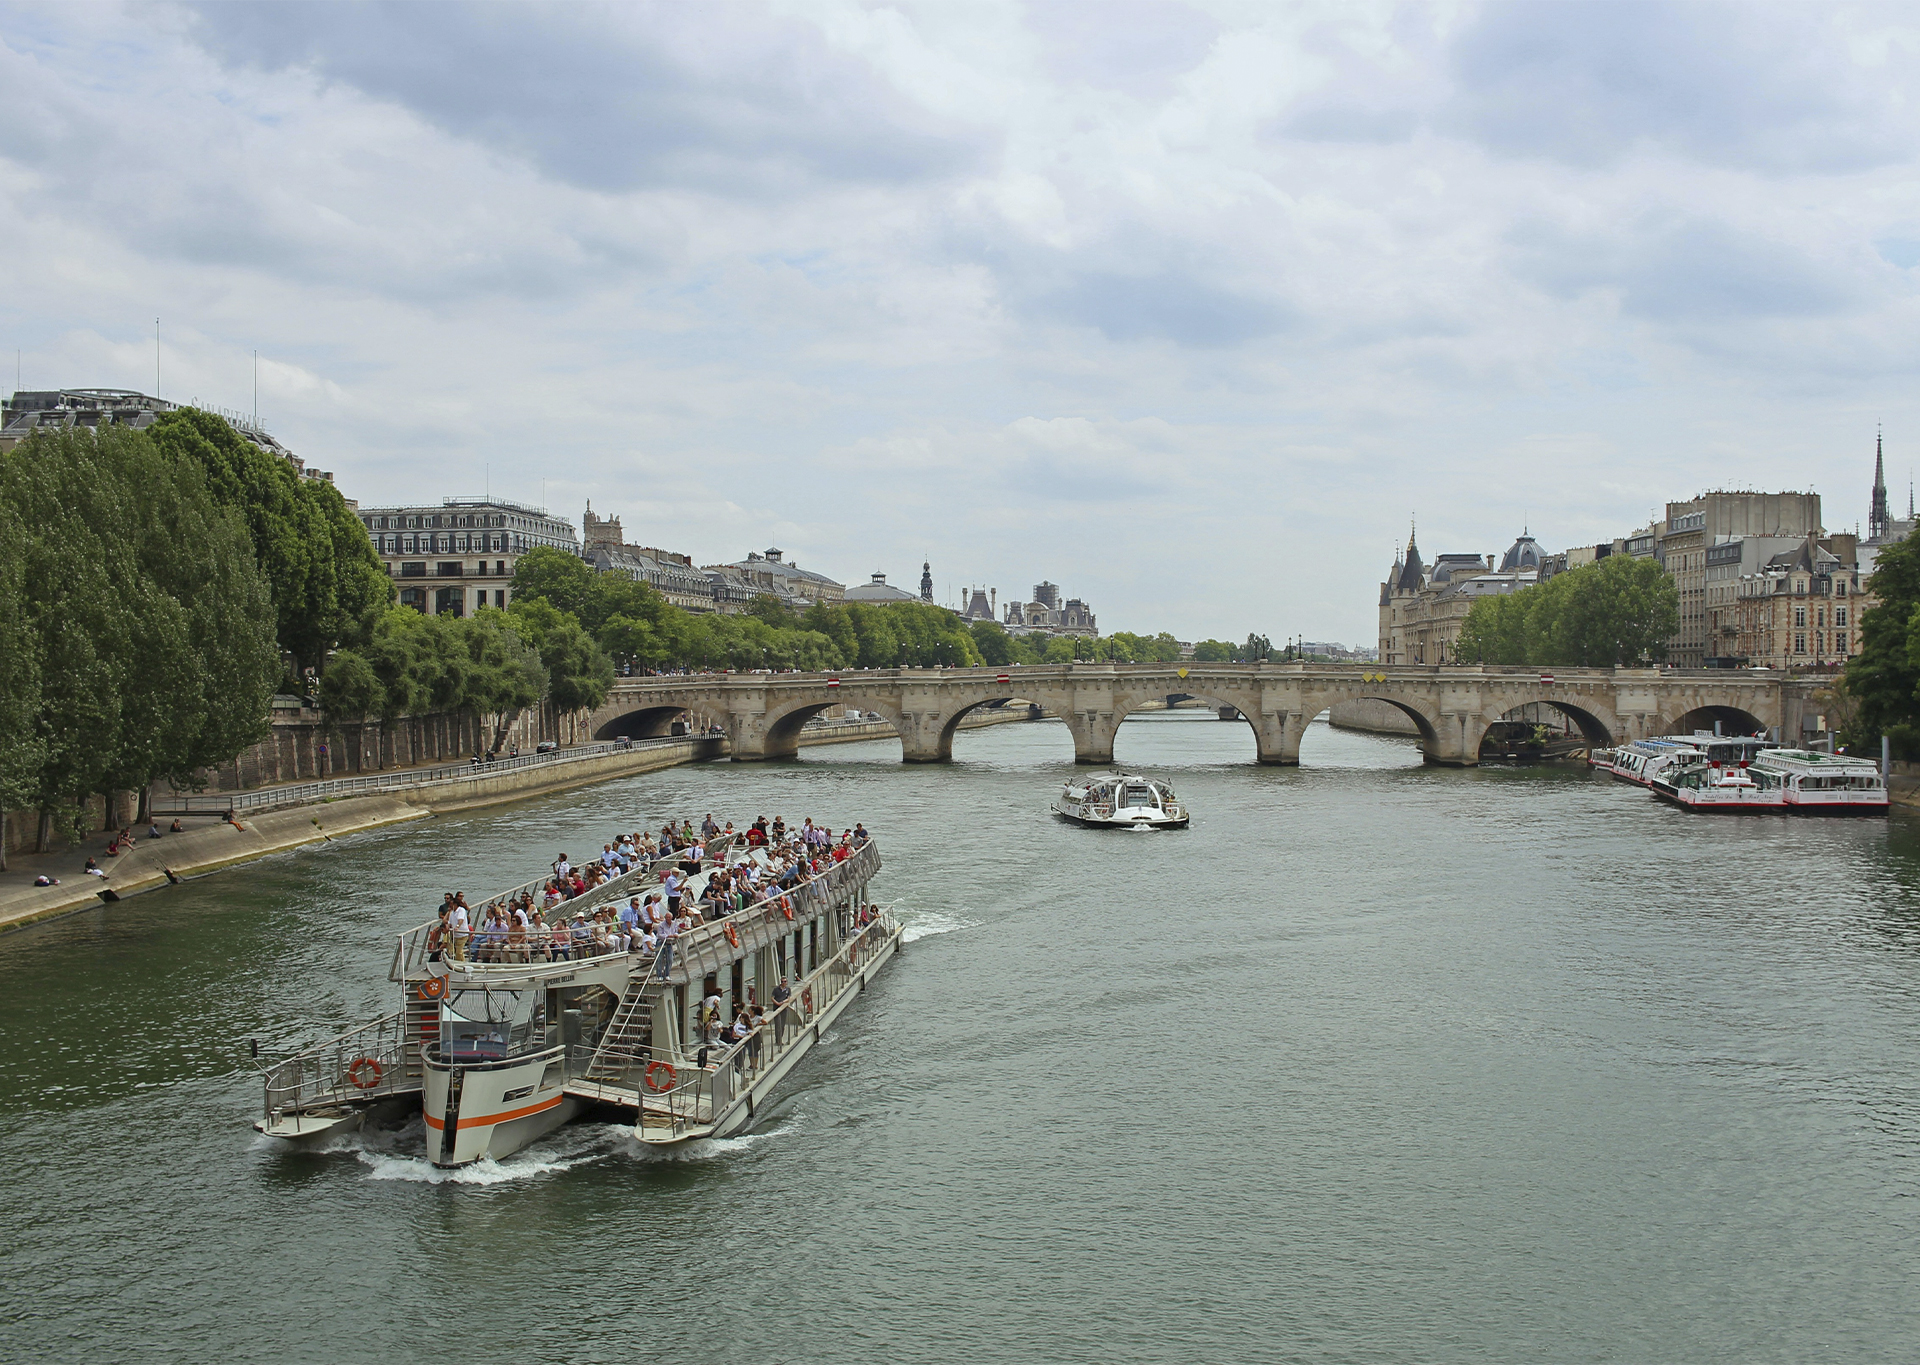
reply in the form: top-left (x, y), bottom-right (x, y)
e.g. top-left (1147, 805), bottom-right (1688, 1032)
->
top-left (586, 664), bottom-right (1815, 767)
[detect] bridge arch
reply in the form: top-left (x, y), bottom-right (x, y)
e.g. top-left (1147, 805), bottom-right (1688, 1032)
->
top-left (1666, 703), bottom-right (1769, 739)
top-left (758, 695), bottom-right (906, 761)
top-left (1107, 688), bottom-right (1277, 764)
top-left (592, 703), bottom-right (689, 741)
top-left (1486, 697), bottom-right (1617, 747)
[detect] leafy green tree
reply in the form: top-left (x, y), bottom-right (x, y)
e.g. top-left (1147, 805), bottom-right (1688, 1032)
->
top-left (147, 408), bottom-right (384, 672)
top-left (1191, 639), bottom-right (1234, 662)
top-left (745, 594), bottom-right (794, 628)
top-left (2, 425), bottom-right (278, 845)
top-left (508, 545), bottom-right (594, 619)
top-left (1453, 556), bottom-right (1675, 667)
top-left (508, 599), bottom-right (614, 715)
top-left (1847, 532), bottom-right (1920, 744)
top-left (970, 620), bottom-right (1015, 666)
top-left (316, 650), bottom-right (383, 721)
top-left (0, 495), bottom-right (42, 868)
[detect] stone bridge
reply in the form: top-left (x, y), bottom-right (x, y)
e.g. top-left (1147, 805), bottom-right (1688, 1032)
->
top-left (585, 664), bottom-right (1819, 766)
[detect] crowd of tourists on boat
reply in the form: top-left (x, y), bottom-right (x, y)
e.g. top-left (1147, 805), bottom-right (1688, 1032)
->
top-left (424, 813), bottom-right (873, 965)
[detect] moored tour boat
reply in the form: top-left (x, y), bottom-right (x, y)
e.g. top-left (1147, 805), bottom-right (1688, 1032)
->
top-left (253, 830), bottom-right (902, 1167)
top-left (1749, 749), bottom-right (1889, 814)
top-left (1053, 773), bottom-right (1188, 828)
top-left (1651, 760), bottom-right (1784, 813)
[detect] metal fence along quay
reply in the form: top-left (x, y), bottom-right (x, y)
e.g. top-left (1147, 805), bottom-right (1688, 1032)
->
top-left (152, 739), bottom-right (681, 816)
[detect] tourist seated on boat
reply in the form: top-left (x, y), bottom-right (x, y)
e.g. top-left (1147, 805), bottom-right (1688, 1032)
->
top-left (852, 823), bottom-right (869, 846)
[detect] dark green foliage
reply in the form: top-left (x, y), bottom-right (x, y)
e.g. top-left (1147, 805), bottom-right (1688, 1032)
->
top-left (507, 546), bottom-right (594, 620)
top-left (1453, 556), bottom-right (1678, 667)
top-left (1841, 532), bottom-right (1920, 748)
top-left (147, 408), bottom-right (385, 671)
top-left (1, 425), bottom-right (279, 837)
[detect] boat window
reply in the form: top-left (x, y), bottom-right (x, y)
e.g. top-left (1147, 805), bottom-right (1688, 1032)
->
top-left (1122, 786), bottom-right (1157, 807)
top-left (441, 988), bottom-right (544, 1059)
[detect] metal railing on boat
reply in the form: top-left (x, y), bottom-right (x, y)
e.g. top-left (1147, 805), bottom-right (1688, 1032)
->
top-left (616, 909), bottom-right (902, 1141)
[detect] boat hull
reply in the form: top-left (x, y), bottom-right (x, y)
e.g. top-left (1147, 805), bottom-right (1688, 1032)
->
top-left (1052, 807), bottom-right (1189, 829)
top-left (422, 1047), bottom-right (576, 1168)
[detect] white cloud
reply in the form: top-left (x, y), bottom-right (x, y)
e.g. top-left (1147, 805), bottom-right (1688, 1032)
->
top-left (0, 0), bottom-right (1916, 645)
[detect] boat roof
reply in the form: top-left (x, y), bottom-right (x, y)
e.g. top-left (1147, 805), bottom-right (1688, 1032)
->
top-left (1753, 748), bottom-right (1879, 770)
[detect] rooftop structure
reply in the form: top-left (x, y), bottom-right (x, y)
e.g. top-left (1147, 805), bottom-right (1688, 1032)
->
top-left (706, 548), bottom-right (845, 608)
top-left (845, 572), bottom-right (920, 603)
top-left (0, 387), bottom-right (332, 482)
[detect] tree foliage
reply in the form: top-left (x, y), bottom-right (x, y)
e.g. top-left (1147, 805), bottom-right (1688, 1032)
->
top-left (147, 408), bottom-right (386, 671)
top-left (1842, 531), bottom-right (1920, 751)
top-left (1, 425), bottom-right (279, 840)
top-left (1453, 556), bottom-right (1677, 667)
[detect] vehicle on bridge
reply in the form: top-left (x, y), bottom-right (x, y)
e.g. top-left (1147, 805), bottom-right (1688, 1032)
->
top-left (1053, 773), bottom-right (1189, 829)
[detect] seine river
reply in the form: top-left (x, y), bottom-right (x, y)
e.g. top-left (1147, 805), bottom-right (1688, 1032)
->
top-left (2, 714), bottom-right (1918, 1363)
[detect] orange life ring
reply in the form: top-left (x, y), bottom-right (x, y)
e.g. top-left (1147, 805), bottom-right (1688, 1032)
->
top-left (781, 897), bottom-right (795, 921)
top-left (725, 922), bottom-right (739, 949)
top-left (418, 975), bottom-right (446, 1000)
top-left (801, 987), bottom-right (813, 1013)
top-left (644, 1060), bottom-right (677, 1092)
top-left (345, 1057), bottom-right (384, 1090)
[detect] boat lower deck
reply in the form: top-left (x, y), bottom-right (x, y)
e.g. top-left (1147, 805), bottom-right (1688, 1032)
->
top-left (564, 917), bottom-right (902, 1143)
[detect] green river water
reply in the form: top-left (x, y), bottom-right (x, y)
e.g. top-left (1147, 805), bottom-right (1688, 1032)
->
top-left (1, 713), bottom-right (1917, 1363)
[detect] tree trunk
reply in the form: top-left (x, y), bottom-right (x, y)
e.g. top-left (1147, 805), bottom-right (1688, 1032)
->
top-left (136, 785), bottom-right (150, 824)
top-left (0, 812), bottom-right (9, 872)
top-left (36, 807), bottom-right (52, 853)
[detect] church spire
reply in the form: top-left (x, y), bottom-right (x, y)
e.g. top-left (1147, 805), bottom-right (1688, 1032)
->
top-left (1871, 428), bottom-right (1891, 541)
top-left (919, 559), bottom-right (934, 602)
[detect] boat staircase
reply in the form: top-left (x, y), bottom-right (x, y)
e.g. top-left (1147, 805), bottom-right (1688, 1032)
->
top-left (566, 956), bottom-right (668, 1105)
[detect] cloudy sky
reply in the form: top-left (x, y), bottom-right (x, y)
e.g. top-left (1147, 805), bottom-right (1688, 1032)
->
top-left (3, 1), bottom-right (1918, 644)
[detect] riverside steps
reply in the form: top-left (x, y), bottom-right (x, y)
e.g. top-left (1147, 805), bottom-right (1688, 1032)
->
top-left (587, 663), bottom-right (1820, 766)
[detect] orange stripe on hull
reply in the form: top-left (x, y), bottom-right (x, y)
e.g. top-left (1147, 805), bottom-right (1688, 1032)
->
top-left (423, 1095), bottom-right (563, 1133)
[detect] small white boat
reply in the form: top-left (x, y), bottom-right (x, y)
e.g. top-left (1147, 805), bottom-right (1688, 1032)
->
top-left (1053, 773), bottom-right (1188, 829)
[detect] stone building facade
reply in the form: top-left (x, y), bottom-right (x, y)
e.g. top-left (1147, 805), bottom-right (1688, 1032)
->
top-left (358, 497), bottom-right (579, 616)
top-left (581, 504), bottom-right (715, 612)
top-left (1733, 536), bottom-right (1863, 669)
top-left (1378, 531), bottom-right (1541, 665)
top-left (1658, 491), bottom-right (1822, 667)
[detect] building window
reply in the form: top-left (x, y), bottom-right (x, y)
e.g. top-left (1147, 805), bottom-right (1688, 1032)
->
top-left (1794, 633), bottom-right (1806, 655)
top-left (399, 587), bottom-right (426, 613)
top-left (1836, 607), bottom-right (1848, 627)
top-left (495, 589), bottom-right (507, 608)
top-left (437, 561), bottom-right (464, 577)
top-left (1794, 607), bottom-right (1806, 627)
top-left (434, 586), bottom-right (464, 617)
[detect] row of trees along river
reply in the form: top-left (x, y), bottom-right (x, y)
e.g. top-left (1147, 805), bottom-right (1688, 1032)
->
top-left (15, 406), bottom-right (1920, 859)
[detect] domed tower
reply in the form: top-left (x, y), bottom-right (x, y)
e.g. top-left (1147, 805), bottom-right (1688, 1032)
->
top-left (1499, 533), bottom-right (1543, 573)
top-left (919, 560), bottom-right (934, 602)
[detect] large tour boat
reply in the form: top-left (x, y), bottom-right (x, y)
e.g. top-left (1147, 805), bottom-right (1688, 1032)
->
top-left (253, 834), bottom-right (902, 1166)
top-left (1604, 738), bottom-right (1703, 788)
top-left (1749, 749), bottom-right (1890, 813)
top-left (1052, 773), bottom-right (1188, 828)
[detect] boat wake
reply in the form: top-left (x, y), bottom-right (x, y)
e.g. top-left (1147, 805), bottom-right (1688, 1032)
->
top-left (902, 910), bottom-right (976, 943)
top-left (352, 1122), bottom-right (622, 1184)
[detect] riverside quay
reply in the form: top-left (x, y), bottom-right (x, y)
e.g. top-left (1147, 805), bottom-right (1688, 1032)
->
top-left (584, 664), bottom-right (1816, 766)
